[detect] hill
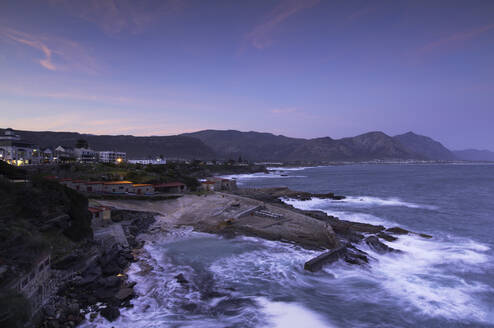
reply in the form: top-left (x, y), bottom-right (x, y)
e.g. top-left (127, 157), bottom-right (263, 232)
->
top-left (183, 130), bottom-right (421, 162)
top-left (5, 129), bottom-right (216, 160)
top-left (393, 132), bottom-right (457, 160)
top-left (2, 128), bottom-right (468, 162)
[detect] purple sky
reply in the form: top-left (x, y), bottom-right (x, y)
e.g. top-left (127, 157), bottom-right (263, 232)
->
top-left (1, 0), bottom-right (493, 150)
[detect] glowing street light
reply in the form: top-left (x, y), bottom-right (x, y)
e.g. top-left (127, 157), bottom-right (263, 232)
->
top-left (116, 158), bottom-right (123, 164)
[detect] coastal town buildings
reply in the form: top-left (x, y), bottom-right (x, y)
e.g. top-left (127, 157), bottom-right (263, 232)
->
top-left (0, 128), bottom-right (41, 165)
top-left (99, 151), bottom-right (127, 164)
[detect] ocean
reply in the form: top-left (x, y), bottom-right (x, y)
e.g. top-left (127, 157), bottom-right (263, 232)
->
top-left (83, 164), bottom-right (494, 328)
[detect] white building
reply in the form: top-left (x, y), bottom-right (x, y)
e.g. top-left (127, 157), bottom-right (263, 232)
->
top-left (0, 128), bottom-right (41, 165)
top-left (74, 148), bottom-right (97, 163)
top-left (99, 151), bottom-right (127, 164)
top-left (128, 158), bottom-right (167, 165)
top-left (54, 146), bottom-right (76, 161)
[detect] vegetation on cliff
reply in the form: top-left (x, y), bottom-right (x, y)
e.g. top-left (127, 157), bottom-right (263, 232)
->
top-left (0, 162), bottom-right (93, 325)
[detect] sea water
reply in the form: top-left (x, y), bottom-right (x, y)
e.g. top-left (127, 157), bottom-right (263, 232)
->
top-left (83, 164), bottom-right (494, 328)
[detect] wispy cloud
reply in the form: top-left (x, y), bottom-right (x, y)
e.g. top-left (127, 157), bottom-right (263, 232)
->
top-left (50, 0), bottom-right (187, 36)
top-left (1, 29), bottom-right (56, 70)
top-left (0, 28), bottom-right (99, 73)
top-left (271, 107), bottom-right (299, 114)
top-left (416, 24), bottom-right (494, 56)
top-left (246, 0), bottom-right (320, 49)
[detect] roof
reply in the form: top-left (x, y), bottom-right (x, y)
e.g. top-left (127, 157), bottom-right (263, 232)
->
top-left (202, 181), bottom-right (216, 185)
top-left (154, 182), bottom-right (185, 187)
top-left (58, 178), bottom-right (73, 182)
top-left (88, 207), bottom-right (104, 213)
top-left (85, 181), bottom-right (104, 185)
top-left (71, 180), bottom-right (86, 183)
top-left (88, 206), bottom-right (111, 213)
top-left (132, 184), bottom-right (152, 187)
top-left (103, 181), bottom-right (133, 185)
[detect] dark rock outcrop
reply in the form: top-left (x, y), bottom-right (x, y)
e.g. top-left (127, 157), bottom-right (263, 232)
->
top-left (100, 306), bottom-right (120, 322)
top-left (364, 236), bottom-right (399, 254)
top-left (304, 245), bottom-right (369, 272)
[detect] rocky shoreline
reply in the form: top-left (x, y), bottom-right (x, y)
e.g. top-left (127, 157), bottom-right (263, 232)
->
top-left (41, 187), bottom-right (432, 327)
top-left (39, 210), bottom-right (156, 327)
top-left (232, 187), bottom-right (432, 271)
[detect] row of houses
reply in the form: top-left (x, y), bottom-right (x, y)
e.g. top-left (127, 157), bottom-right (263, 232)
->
top-left (58, 179), bottom-right (157, 195)
top-left (52, 176), bottom-right (236, 195)
top-left (0, 128), bottom-right (127, 165)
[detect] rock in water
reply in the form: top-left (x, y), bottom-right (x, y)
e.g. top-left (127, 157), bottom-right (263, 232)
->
top-left (115, 288), bottom-right (134, 301)
top-left (175, 273), bottom-right (189, 285)
top-left (364, 236), bottom-right (399, 254)
top-left (377, 232), bottom-right (398, 242)
top-left (100, 306), bottom-right (120, 322)
top-left (304, 247), bottom-right (347, 272)
top-left (386, 227), bottom-right (410, 235)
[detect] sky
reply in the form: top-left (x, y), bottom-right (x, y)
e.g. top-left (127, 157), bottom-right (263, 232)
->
top-left (1, 0), bottom-right (493, 150)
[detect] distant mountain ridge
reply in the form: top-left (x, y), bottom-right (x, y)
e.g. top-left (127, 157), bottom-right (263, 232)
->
top-left (3, 127), bottom-right (489, 162)
top-left (2, 129), bottom-right (216, 159)
top-left (453, 149), bottom-right (494, 162)
top-left (182, 130), bottom-right (446, 162)
top-left (393, 132), bottom-right (457, 160)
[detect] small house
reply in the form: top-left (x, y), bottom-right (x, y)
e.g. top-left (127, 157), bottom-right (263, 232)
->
top-left (206, 177), bottom-right (238, 191)
top-left (89, 206), bottom-right (112, 227)
top-left (84, 181), bottom-right (104, 193)
top-left (201, 181), bottom-right (216, 191)
top-left (132, 184), bottom-right (154, 195)
top-left (103, 181), bottom-right (133, 194)
top-left (154, 182), bottom-right (187, 193)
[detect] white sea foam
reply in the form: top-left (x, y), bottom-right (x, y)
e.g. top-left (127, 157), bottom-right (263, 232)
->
top-left (282, 197), bottom-right (391, 225)
top-left (282, 195), bottom-right (436, 212)
top-left (341, 196), bottom-right (437, 210)
top-left (221, 172), bottom-right (306, 185)
top-left (368, 235), bottom-right (492, 321)
top-left (284, 195), bottom-right (492, 322)
top-left (256, 297), bottom-right (335, 328)
top-left (266, 166), bottom-right (324, 171)
top-left (322, 234), bottom-right (493, 323)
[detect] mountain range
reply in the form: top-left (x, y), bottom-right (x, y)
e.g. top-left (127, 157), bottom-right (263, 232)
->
top-left (3, 128), bottom-right (493, 162)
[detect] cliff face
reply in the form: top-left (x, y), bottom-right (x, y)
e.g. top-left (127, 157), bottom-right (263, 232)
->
top-left (0, 162), bottom-right (93, 324)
